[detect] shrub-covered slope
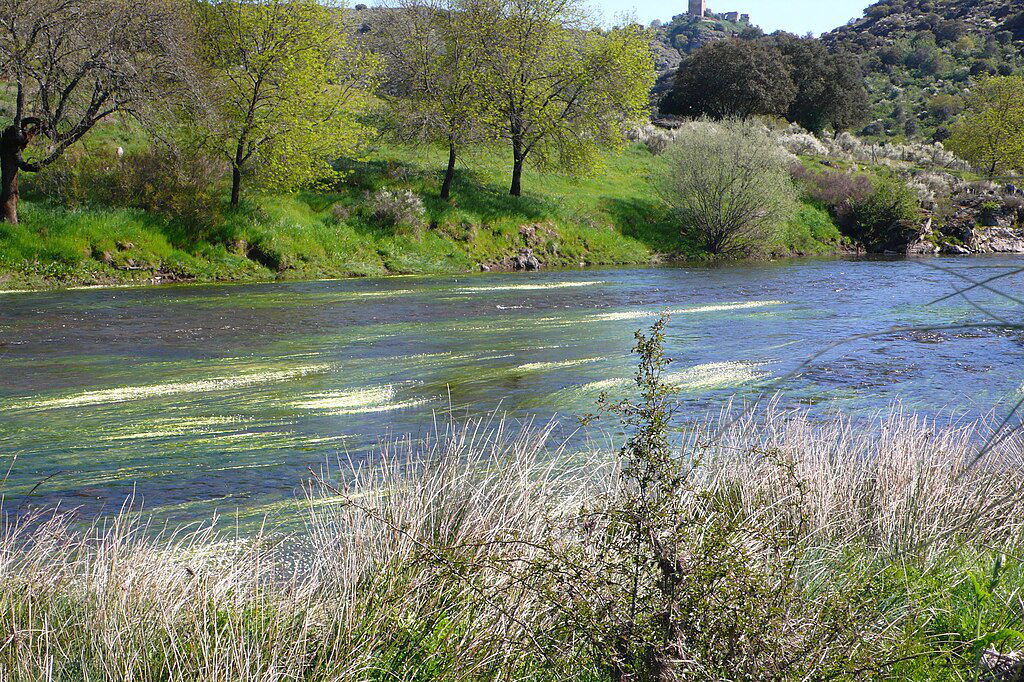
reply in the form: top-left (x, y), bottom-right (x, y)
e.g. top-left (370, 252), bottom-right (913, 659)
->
top-left (822, 0), bottom-right (1024, 142)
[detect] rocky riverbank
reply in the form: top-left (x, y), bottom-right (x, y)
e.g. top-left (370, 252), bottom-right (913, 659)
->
top-left (902, 177), bottom-right (1024, 256)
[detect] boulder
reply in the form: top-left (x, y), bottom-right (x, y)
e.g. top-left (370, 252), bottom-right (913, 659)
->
top-left (907, 239), bottom-right (939, 255)
top-left (942, 242), bottom-right (972, 255)
top-left (512, 248), bottom-right (541, 271)
top-left (972, 226), bottom-right (1024, 253)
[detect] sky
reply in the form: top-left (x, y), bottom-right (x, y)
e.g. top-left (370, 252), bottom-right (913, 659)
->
top-left (596, 0), bottom-right (874, 37)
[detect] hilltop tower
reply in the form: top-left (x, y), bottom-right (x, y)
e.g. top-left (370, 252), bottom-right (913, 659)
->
top-left (688, 0), bottom-right (706, 17)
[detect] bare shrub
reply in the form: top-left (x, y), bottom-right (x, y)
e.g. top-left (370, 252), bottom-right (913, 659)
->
top-left (908, 171), bottom-right (957, 209)
top-left (329, 202), bottom-right (351, 224)
top-left (106, 147), bottom-right (225, 228)
top-left (367, 188), bottom-right (427, 232)
top-left (795, 168), bottom-right (875, 227)
top-left (816, 131), bottom-right (971, 171)
top-left (626, 124), bottom-right (677, 155)
top-left (777, 125), bottom-right (829, 156)
top-left (656, 118), bottom-right (797, 256)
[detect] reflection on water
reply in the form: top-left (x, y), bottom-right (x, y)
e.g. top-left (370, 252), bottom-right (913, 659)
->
top-left (1, 258), bottom-right (1022, 527)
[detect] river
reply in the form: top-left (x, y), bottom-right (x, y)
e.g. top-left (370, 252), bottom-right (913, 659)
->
top-left (2, 257), bottom-right (1022, 527)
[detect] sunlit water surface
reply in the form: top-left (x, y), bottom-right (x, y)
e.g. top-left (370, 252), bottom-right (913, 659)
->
top-left (2, 258), bottom-right (1023, 528)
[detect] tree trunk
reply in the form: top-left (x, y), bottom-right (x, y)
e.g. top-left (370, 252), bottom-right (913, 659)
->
top-left (0, 127), bottom-right (22, 224)
top-left (510, 156), bottom-right (524, 197)
top-left (440, 141), bottom-right (456, 200)
top-left (231, 165), bottom-right (242, 206)
top-left (510, 127), bottom-right (525, 197)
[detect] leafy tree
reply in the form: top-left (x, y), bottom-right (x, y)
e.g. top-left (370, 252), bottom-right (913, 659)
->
top-left (905, 36), bottom-right (945, 76)
top-left (948, 76), bottom-right (1024, 177)
top-left (478, 0), bottom-right (654, 196)
top-left (655, 119), bottom-right (796, 256)
top-left (0, 0), bottom-right (181, 223)
top-left (770, 34), bottom-right (869, 134)
top-left (375, 0), bottom-right (490, 199)
top-left (182, 0), bottom-right (378, 206)
top-left (661, 40), bottom-right (795, 121)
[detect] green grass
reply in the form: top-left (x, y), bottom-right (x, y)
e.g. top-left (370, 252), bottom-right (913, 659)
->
top-left (0, 141), bottom-right (842, 290)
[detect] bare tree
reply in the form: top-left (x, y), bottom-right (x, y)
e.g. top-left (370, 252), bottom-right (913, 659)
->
top-left (0, 0), bottom-right (182, 223)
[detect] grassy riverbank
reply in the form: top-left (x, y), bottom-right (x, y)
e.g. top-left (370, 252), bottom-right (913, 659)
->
top-left (0, 142), bottom-right (842, 290)
top-left (2, 407), bottom-right (1021, 680)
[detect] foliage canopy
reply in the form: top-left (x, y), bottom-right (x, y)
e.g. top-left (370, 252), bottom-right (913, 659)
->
top-left (948, 75), bottom-right (1024, 177)
top-left (181, 0), bottom-right (379, 205)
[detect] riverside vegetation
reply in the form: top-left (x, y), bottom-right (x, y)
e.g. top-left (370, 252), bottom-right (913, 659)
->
top-left (2, 0), bottom-right (1023, 290)
top-left (0, 136), bottom-right (846, 289)
top-left (3, 317), bottom-right (1024, 680)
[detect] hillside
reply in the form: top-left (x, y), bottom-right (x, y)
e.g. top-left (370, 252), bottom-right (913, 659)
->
top-left (648, 10), bottom-right (762, 95)
top-left (822, 0), bottom-right (1024, 141)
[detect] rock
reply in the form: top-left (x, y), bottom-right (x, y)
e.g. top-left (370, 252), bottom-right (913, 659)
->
top-left (1006, 183), bottom-right (1021, 196)
top-left (943, 243), bottom-right (972, 255)
top-left (519, 224), bottom-right (538, 245)
top-left (979, 649), bottom-right (1024, 681)
top-left (479, 263), bottom-right (491, 272)
top-left (972, 226), bottom-right (1024, 253)
top-left (907, 239), bottom-right (939, 255)
top-left (512, 248), bottom-right (541, 271)
top-left (116, 240), bottom-right (135, 251)
top-left (518, 222), bottom-right (558, 249)
top-left (101, 251), bottom-right (114, 264)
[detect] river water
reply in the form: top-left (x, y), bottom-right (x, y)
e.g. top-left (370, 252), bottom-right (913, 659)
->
top-left (2, 257), bottom-right (1023, 527)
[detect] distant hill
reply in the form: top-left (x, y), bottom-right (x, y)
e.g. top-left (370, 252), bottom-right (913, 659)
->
top-left (821, 0), bottom-right (1024, 140)
top-left (648, 10), bottom-right (763, 96)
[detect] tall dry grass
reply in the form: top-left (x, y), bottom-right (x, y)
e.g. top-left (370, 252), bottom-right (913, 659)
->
top-left (0, 409), bottom-right (1021, 680)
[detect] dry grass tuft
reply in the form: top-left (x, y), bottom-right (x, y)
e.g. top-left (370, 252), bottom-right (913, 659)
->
top-left (0, 409), bottom-right (1021, 680)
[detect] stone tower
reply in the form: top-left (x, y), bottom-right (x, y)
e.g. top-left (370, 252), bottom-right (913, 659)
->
top-left (688, 0), bottom-right (706, 17)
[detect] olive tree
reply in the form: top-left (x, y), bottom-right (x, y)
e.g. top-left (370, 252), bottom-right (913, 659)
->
top-left (0, 0), bottom-right (182, 223)
top-left (182, 0), bottom-right (378, 206)
top-left (655, 119), bottom-right (796, 256)
top-left (479, 0), bottom-right (654, 196)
